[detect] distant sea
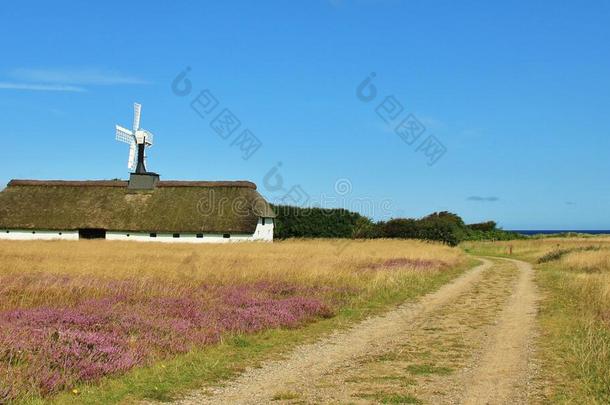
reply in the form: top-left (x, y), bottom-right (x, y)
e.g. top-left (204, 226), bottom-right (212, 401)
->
top-left (511, 230), bottom-right (610, 236)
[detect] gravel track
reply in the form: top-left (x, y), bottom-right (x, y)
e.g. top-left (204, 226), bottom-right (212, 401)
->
top-left (171, 257), bottom-right (540, 404)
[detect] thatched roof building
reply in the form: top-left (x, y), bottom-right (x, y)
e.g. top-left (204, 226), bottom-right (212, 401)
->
top-left (0, 180), bottom-right (276, 242)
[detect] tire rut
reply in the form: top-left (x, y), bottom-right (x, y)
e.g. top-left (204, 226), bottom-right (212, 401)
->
top-left (461, 258), bottom-right (540, 404)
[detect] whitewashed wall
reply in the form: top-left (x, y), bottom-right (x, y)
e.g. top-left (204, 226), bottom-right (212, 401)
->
top-left (106, 232), bottom-right (253, 243)
top-left (0, 218), bottom-right (274, 243)
top-left (0, 230), bottom-right (78, 240)
top-left (253, 217), bottom-right (274, 241)
top-left (106, 218), bottom-right (274, 243)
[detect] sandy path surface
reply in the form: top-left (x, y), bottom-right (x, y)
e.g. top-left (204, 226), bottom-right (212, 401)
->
top-left (173, 257), bottom-right (540, 404)
top-left (462, 258), bottom-right (540, 404)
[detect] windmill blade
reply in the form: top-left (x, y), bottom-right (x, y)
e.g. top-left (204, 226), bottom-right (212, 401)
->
top-left (133, 103), bottom-right (142, 131)
top-left (128, 142), bottom-right (137, 170)
top-left (115, 125), bottom-right (134, 143)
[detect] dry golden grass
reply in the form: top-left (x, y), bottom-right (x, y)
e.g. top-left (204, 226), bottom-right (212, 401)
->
top-left (561, 249), bottom-right (610, 271)
top-left (0, 238), bottom-right (465, 312)
top-left (560, 250), bottom-right (610, 322)
top-left (462, 236), bottom-right (610, 261)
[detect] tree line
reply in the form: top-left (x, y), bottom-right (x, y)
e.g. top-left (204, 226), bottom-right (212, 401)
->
top-left (272, 205), bottom-right (522, 246)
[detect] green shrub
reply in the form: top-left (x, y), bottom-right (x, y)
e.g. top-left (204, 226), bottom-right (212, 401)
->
top-left (468, 221), bottom-right (497, 232)
top-left (374, 212), bottom-right (468, 246)
top-left (352, 216), bottom-right (380, 238)
top-left (537, 246), bottom-right (600, 263)
top-left (271, 205), bottom-right (364, 239)
top-left (272, 205), bottom-right (521, 245)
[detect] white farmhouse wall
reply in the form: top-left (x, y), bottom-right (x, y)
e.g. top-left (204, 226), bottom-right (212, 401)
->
top-left (253, 217), bottom-right (274, 241)
top-left (0, 230), bottom-right (78, 241)
top-left (106, 217), bottom-right (274, 243)
top-left (0, 218), bottom-right (274, 244)
top-left (106, 232), bottom-right (254, 243)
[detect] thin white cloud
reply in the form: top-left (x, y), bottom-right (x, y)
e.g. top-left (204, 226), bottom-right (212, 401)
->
top-left (467, 196), bottom-right (499, 202)
top-left (0, 82), bottom-right (85, 92)
top-left (9, 67), bottom-right (148, 86)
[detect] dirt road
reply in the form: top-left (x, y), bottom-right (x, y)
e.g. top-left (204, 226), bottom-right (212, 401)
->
top-left (175, 258), bottom-right (540, 404)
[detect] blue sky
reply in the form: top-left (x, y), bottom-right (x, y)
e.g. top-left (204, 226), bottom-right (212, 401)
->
top-left (1, 0), bottom-right (609, 229)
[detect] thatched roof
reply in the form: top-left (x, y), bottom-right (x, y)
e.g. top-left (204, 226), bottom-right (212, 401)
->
top-left (0, 180), bottom-right (275, 234)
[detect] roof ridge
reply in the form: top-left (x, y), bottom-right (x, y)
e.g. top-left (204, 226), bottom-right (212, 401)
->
top-left (8, 180), bottom-right (127, 187)
top-left (158, 181), bottom-right (256, 189)
top-left (7, 179), bottom-right (257, 189)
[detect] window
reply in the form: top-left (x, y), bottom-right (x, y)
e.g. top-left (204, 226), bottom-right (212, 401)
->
top-left (32, 231), bottom-right (36, 234)
top-left (6, 230), bottom-right (9, 233)
top-left (150, 233), bottom-right (157, 238)
top-left (196, 234), bottom-right (203, 238)
top-left (58, 232), bottom-right (63, 236)
top-left (173, 233), bottom-right (180, 238)
top-left (223, 234), bottom-right (230, 239)
top-left (126, 234), bottom-right (130, 237)
top-left (262, 218), bottom-right (265, 226)
top-left (78, 229), bottom-right (106, 239)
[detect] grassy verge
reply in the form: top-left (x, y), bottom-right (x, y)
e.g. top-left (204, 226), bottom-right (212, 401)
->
top-left (30, 259), bottom-right (476, 404)
top-left (462, 239), bottom-right (610, 403)
top-left (535, 263), bottom-right (610, 403)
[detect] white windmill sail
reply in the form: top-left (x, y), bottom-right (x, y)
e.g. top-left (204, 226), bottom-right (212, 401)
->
top-left (115, 125), bottom-right (134, 143)
top-left (128, 142), bottom-right (137, 170)
top-left (115, 102), bottom-right (155, 173)
top-left (133, 103), bottom-right (141, 132)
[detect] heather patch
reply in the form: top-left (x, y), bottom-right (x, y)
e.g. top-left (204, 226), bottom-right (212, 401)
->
top-left (0, 281), bottom-right (334, 400)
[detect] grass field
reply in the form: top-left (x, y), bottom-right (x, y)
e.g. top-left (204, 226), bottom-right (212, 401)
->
top-left (0, 239), bottom-right (468, 403)
top-left (463, 237), bottom-right (610, 403)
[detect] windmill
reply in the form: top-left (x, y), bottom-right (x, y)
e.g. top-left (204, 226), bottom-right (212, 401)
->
top-left (115, 103), bottom-right (155, 174)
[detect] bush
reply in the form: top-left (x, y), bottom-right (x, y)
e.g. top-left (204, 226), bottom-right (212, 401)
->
top-left (468, 221), bottom-right (497, 232)
top-left (272, 205), bottom-right (521, 245)
top-left (378, 218), bottom-right (418, 239)
top-left (352, 216), bottom-right (380, 238)
top-left (272, 205), bottom-right (364, 239)
top-left (375, 212), bottom-right (468, 246)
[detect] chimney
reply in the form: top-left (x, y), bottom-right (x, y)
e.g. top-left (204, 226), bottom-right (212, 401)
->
top-left (128, 172), bottom-right (160, 190)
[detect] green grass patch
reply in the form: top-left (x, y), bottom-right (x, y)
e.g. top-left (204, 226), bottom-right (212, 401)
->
top-left (345, 375), bottom-right (417, 385)
top-left (405, 363), bottom-right (453, 376)
top-left (357, 391), bottom-right (422, 404)
top-left (377, 393), bottom-right (422, 404)
top-left (271, 390), bottom-right (300, 400)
